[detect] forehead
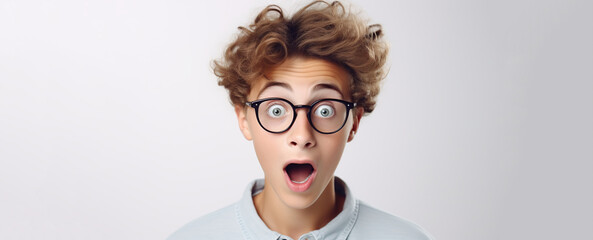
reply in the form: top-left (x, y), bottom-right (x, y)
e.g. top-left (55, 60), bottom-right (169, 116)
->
top-left (249, 56), bottom-right (352, 99)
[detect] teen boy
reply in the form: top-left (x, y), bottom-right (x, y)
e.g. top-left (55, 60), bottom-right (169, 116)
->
top-left (168, 1), bottom-right (432, 239)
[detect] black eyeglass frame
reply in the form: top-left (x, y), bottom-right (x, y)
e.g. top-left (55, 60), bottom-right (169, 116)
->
top-left (245, 97), bottom-right (357, 134)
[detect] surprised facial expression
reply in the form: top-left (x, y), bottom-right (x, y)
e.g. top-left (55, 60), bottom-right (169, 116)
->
top-left (235, 56), bottom-right (363, 209)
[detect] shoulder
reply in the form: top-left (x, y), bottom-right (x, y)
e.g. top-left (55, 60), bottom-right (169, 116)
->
top-left (350, 201), bottom-right (434, 240)
top-left (166, 203), bottom-right (243, 240)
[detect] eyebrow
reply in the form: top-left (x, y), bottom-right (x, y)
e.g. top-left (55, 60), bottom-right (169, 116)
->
top-left (258, 75), bottom-right (344, 99)
top-left (257, 80), bottom-right (292, 98)
top-left (313, 83), bottom-right (344, 98)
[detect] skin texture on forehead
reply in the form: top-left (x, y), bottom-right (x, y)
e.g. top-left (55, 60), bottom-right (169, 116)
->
top-left (234, 56), bottom-right (363, 239)
top-left (250, 56), bottom-right (353, 103)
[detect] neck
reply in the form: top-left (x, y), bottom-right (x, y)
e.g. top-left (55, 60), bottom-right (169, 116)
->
top-left (253, 178), bottom-right (345, 240)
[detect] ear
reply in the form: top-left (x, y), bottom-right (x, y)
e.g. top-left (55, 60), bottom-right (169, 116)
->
top-left (347, 107), bottom-right (364, 142)
top-left (234, 104), bottom-right (253, 141)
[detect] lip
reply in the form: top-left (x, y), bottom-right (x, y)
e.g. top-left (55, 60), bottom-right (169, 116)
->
top-left (283, 160), bottom-right (317, 192)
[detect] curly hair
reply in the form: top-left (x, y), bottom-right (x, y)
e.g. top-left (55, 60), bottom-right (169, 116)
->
top-left (213, 0), bottom-right (388, 114)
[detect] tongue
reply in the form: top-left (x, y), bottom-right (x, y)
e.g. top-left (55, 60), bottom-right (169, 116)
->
top-left (285, 164), bottom-right (313, 182)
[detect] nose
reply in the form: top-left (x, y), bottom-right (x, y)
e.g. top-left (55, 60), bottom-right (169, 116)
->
top-left (288, 108), bottom-right (316, 148)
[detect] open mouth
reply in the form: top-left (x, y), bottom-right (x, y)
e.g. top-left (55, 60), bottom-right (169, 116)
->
top-left (285, 163), bottom-right (314, 184)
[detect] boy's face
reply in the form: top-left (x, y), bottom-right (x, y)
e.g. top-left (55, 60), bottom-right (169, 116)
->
top-left (235, 56), bottom-right (363, 209)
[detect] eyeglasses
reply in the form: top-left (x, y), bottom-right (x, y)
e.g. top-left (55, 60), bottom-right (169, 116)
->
top-left (245, 97), bottom-right (356, 134)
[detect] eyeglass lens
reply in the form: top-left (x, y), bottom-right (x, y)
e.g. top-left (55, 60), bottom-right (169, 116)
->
top-left (256, 99), bottom-right (349, 133)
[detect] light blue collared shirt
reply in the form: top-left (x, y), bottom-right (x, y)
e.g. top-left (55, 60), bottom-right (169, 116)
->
top-left (167, 177), bottom-right (433, 240)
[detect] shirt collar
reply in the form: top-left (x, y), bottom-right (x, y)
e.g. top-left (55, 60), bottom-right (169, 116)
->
top-left (235, 177), bottom-right (359, 240)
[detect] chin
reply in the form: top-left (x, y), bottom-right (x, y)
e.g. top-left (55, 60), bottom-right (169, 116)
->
top-left (279, 190), bottom-right (321, 209)
top-left (276, 176), bottom-right (332, 210)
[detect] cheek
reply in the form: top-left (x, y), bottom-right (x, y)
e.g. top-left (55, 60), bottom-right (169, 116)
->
top-left (319, 132), bottom-right (349, 163)
top-left (252, 136), bottom-right (280, 177)
top-left (248, 116), bottom-right (282, 171)
top-left (333, 119), bottom-right (353, 146)
top-left (320, 120), bottom-right (352, 164)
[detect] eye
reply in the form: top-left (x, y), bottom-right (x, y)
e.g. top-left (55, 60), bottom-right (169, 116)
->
top-left (314, 104), bottom-right (335, 118)
top-left (267, 104), bottom-right (287, 118)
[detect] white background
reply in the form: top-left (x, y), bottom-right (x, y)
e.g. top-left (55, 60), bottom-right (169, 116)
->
top-left (1, 0), bottom-right (591, 239)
